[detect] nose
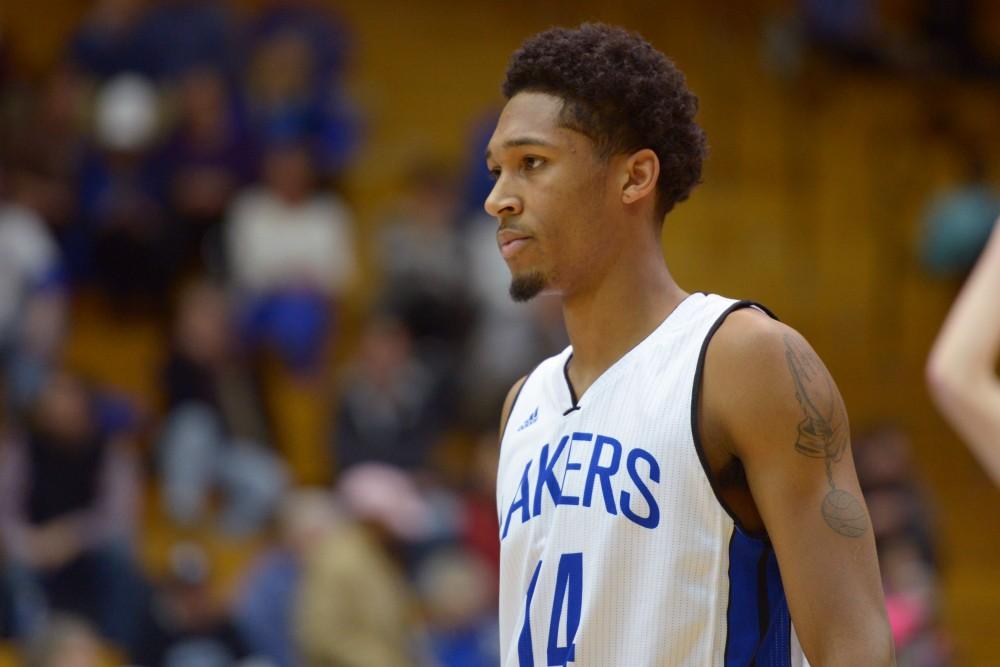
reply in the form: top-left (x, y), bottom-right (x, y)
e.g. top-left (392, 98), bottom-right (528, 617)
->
top-left (484, 179), bottom-right (523, 220)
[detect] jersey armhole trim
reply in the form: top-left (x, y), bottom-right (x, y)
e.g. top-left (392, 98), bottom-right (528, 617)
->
top-left (499, 365), bottom-right (539, 444)
top-left (690, 299), bottom-right (779, 542)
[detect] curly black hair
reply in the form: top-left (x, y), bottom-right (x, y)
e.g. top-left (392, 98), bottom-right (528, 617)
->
top-left (503, 23), bottom-right (707, 220)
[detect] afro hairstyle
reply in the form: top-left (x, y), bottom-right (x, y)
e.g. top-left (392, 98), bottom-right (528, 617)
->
top-left (503, 23), bottom-right (707, 220)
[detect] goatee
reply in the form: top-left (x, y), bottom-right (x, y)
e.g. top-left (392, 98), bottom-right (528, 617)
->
top-left (509, 272), bottom-right (546, 302)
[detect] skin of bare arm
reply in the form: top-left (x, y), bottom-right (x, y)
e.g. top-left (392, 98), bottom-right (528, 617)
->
top-left (498, 375), bottom-right (530, 442)
top-left (926, 219), bottom-right (1000, 486)
top-left (703, 309), bottom-right (895, 666)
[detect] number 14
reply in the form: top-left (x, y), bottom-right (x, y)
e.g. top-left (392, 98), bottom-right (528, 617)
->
top-left (518, 552), bottom-right (583, 666)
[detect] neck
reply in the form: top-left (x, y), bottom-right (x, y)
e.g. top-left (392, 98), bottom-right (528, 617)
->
top-left (561, 241), bottom-right (686, 400)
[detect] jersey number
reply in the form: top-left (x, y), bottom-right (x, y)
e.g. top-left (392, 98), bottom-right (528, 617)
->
top-left (518, 552), bottom-right (583, 666)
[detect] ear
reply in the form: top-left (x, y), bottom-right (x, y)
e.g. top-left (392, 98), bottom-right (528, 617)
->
top-left (620, 148), bottom-right (660, 206)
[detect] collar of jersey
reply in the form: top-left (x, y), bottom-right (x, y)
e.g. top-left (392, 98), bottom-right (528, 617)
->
top-left (547, 292), bottom-right (707, 413)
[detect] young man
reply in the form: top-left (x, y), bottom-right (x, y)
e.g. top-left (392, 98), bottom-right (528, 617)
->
top-left (487, 24), bottom-right (893, 666)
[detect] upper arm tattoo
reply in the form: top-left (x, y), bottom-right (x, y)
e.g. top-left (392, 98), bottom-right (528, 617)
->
top-left (783, 334), bottom-right (868, 538)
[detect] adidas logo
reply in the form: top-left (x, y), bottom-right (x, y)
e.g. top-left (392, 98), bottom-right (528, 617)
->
top-left (517, 407), bottom-right (539, 432)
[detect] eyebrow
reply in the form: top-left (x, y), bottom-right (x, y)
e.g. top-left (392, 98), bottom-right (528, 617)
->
top-left (485, 136), bottom-right (556, 161)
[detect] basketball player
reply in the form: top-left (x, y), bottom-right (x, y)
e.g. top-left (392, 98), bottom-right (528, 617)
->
top-left (927, 218), bottom-right (1000, 486)
top-left (487, 24), bottom-right (893, 666)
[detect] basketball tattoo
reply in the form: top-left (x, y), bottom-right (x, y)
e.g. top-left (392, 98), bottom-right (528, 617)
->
top-left (783, 334), bottom-right (868, 538)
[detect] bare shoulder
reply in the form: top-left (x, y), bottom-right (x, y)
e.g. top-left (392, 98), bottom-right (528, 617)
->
top-left (708, 307), bottom-right (825, 380)
top-left (498, 375), bottom-right (530, 442)
top-left (705, 307), bottom-right (795, 388)
top-left (703, 307), bottom-right (847, 454)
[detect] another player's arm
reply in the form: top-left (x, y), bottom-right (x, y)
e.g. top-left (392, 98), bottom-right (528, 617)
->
top-left (704, 311), bottom-right (894, 667)
top-left (926, 219), bottom-right (1000, 486)
top-left (498, 375), bottom-right (529, 442)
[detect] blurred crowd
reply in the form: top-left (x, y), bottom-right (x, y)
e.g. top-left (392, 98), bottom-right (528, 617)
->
top-left (0, 1), bottom-right (965, 666)
top-left (0, 1), bottom-right (566, 665)
top-left (853, 427), bottom-right (951, 667)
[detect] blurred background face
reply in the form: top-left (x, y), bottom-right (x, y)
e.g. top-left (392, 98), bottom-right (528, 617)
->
top-left (32, 372), bottom-right (93, 444)
top-left (417, 549), bottom-right (492, 630)
top-left (178, 67), bottom-right (228, 138)
top-left (404, 160), bottom-right (459, 231)
top-left (486, 92), bottom-right (620, 302)
top-left (359, 317), bottom-right (412, 383)
top-left (30, 621), bottom-right (102, 667)
top-left (176, 282), bottom-right (230, 363)
top-left (855, 428), bottom-right (914, 489)
top-left (263, 144), bottom-right (314, 203)
top-left (91, 0), bottom-right (145, 31)
top-left (279, 489), bottom-right (340, 558)
top-left (40, 66), bottom-right (89, 131)
top-left (250, 30), bottom-right (314, 105)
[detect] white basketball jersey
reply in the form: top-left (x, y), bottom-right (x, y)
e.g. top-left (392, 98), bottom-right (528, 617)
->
top-left (497, 293), bottom-right (810, 667)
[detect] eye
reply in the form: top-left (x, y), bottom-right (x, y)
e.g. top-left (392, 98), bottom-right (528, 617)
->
top-left (522, 156), bottom-right (545, 171)
top-left (487, 165), bottom-right (501, 181)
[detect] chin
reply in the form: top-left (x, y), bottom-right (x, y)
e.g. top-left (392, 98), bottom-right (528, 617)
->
top-left (509, 271), bottom-right (547, 302)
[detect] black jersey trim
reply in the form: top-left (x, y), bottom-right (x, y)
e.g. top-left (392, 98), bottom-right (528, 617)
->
top-left (499, 364), bottom-right (539, 444)
top-left (560, 293), bottom-right (700, 416)
top-left (562, 353), bottom-right (579, 412)
top-left (690, 299), bottom-right (778, 541)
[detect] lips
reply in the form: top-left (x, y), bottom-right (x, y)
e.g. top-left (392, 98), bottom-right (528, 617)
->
top-left (497, 229), bottom-right (532, 259)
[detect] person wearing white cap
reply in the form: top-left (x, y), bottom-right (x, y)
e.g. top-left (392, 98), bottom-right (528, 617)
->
top-left (286, 473), bottom-right (429, 667)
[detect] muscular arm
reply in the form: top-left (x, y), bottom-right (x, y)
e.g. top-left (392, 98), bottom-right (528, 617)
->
top-left (926, 219), bottom-right (1000, 486)
top-left (704, 310), bottom-right (894, 666)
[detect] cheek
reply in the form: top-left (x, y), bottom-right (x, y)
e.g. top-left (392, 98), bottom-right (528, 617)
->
top-left (566, 188), bottom-right (620, 270)
top-left (530, 164), bottom-right (608, 261)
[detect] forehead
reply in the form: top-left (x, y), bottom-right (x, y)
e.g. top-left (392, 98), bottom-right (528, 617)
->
top-left (487, 92), bottom-right (585, 158)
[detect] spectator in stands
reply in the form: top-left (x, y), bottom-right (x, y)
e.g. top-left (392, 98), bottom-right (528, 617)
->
top-left (377, 158), bottom-right (473, 350)
top-left (0, 370), bottom-right (146, 648)
top-left (133, 0), bottom-right (235, 82)
top-left (159, 280), bottom-right (286, 535)
top-left (459, 428), bottom-right (502, 583)
top-left (3, 65), bottom-right (89, 238)
top-left (291, 472), bottom-right (428, 667)
top-left (226, 140), bottom-right (357, 375)
top-left (69, 0), bottom-right (235, 84)
top-left (853, 426), bottom-right (950, 663)
top-left (160, 66), bottom-right (255, 275)
top-left (879, 536), bottom-right (951, 666)
top-left (130, 542), bottom-right (260, 666)
top-left (68, 0), bottom-right (151, 81)
top-left (416, 547), bottom-right (499, 667)
top-left (234, 543), bottom-right (299, 667)
top-left (247, 0), bottom-right (352, 89)
top-left (24, 614), bottom-right (103, 667)
top-left (244, 2), bottom-right (360, 177)
top-left (331, 315), bottom-right (444, 472)
top-left (240, 482), bottom-right (430, 667)
top-left (0, 182), bottom-right (66, 411)
top-left (854, 426), bottom-right (938, 565)
top-left (75, 73), bottom-right (175, 309)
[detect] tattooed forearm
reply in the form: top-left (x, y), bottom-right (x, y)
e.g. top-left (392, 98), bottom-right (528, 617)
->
top-left (783, 334), bottom-right (868, 538)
